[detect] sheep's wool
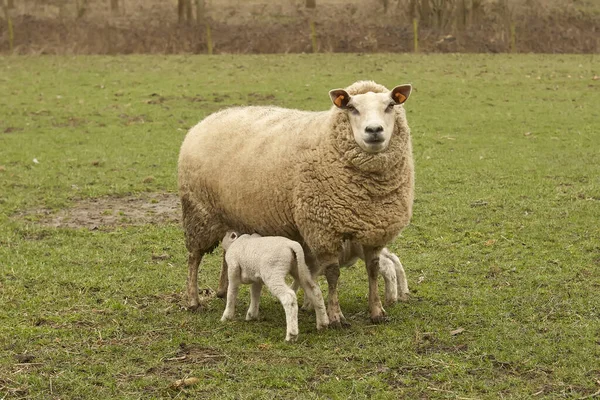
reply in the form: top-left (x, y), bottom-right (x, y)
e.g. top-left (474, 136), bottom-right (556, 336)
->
top-left (178, 80), bottom-right (414, 263)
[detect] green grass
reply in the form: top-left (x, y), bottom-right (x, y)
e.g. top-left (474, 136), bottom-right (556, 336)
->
top-left (1, 54), bottom-right (599, 399)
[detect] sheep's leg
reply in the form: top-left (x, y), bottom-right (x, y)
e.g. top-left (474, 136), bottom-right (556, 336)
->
top-left (363, 246), bottom-right (387, 323)
top-left (186, 250), bottom-right (203, 310)
top-left (378, 254), bottom-right (399, 305)
top-left (246, 282), bottom-right (262, 321)
top-left (216, 253), bottom-right (229, 299)
top-left (265, 276), bottom-right (299, 342)
top-left (221, 264), bottom-right (240, 321)
top-left (324, 263), bottom-right (349, 328)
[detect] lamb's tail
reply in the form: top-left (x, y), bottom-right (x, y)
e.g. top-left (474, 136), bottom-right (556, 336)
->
top-left (290, 242), bottom-right (329, 328)
top-left (290, 243), bottom-right (310, 282)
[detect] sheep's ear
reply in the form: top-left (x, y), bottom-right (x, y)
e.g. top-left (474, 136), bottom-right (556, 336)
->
top-left (329, 89), bottom-right (351, 109)
top-left (230, 232), bottom-right (237, 240)
top-left (391, 84), bottom-right (412, 105)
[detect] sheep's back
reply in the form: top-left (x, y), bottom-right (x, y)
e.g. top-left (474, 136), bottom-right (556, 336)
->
top-left (178, 106), bottom-right (327, 237)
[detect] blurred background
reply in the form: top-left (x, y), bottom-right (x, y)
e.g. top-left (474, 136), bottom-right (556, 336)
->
top-left (1, 0), bottom-right (598, 55)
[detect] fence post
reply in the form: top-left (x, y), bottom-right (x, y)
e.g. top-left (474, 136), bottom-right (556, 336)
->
top-left (413, 18), bottom-right (418, 53)
top-left (2, 0), bottom-right (13, 53)
top-left (510, 22), bottom-right (516, 53)
top-left (310, 19), bottom-right (317, 53)
top-left (206, 23), bottom-right (213, 55)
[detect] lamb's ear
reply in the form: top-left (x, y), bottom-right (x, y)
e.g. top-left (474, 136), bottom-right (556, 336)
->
top-left (229, 232), bottom-right (237, 240)
top-left (329, 89), bottom-right (351, 109)
top-left (391, 84), bottom-right (412, 105)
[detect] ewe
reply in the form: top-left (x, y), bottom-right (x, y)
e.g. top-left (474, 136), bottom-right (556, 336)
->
top-left (179, 80), bottom-right (414, 326)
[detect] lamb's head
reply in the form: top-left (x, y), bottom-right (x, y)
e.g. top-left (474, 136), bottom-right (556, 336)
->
top-left (221, 231), bottom-right (239, 251)
top-left (329, 82), bottom-right (412, 154)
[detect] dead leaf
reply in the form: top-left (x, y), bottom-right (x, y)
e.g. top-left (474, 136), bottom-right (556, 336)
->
top-left (524, 131), bottom-right (531, 136)
top-left (484, 239), bottom-right (496, 246)
top-left (258, 343), bottom-right (272, 350)
top-left (152, 253), bottom-right (170, 261)
top-left (450, 327), bottom-right (465, 336)
top-left (170, 377), bottom-right (199, 390)
top-left (143, 176), bottom-right (154, 183)
top-left (593, 75), bottom-right (599, 81)
top-left (0, 165), bottom-right (5, 172)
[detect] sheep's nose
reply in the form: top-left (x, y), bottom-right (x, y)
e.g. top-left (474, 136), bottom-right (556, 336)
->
top-left (365, 125), bottom-right (384, 134)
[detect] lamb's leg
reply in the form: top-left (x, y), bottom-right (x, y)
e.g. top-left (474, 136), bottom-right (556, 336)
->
top-left (265, 277), bottom-right (299, 342)
top-left (246, 281), bottom-right (262, 321)
top-left (221, 264), bottom-right (240, 321)
top-left (378, 253), bottom-right (399, 305)
top-left (216, 253), bottom-right (229, 299)
top-left (298, 276), bottom-right (329, 330)
top-left (324, 263), bottom-right (349, 328)
top-left (363, 246), bottom-right (387, 323)
top-left (386, 251), bottom-right (410, 302)
top-left (186, 250), bottom-right (203, 310)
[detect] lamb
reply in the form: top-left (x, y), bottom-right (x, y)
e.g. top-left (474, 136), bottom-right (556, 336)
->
top-left (178, 80), bottom-right (414, 326)
top-left (220, 232), bottom-right (329, 342)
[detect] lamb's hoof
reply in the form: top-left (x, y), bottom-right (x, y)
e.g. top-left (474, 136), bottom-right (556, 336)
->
top-left (384, 297), bottom-right (398, 307)
top-left (285, 334), bottom-right (298, 343)
top-left (216, 290), bottom-right (227, 299)
top-left (399, 292), bottom-right (411, 302)
top-left (245, 313), bottom-right (259, 321)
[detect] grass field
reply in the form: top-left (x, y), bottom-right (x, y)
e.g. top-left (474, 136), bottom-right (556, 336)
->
top-left (1, 54), bottom-right (599, 399)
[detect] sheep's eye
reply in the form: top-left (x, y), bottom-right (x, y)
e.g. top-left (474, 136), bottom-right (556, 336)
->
top-left (347, 105), bottom-right (359, 115)
top-left (385, 103), bottom-right (395, 112)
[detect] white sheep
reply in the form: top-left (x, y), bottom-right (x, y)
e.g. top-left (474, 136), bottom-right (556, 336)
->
top-left (179, 80), bottom-right (414, 326)
top-left (220, 232), bottom-right (329, 342)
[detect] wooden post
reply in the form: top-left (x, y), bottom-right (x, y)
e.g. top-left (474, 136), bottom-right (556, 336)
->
top-left (2, 0), bottom-right (13, 53)
top-left (510, 22), bottom-right (516, 53)
top-left (110, 0), bottom-right (119, 14)
top-left (310, 19), bottom-right (317, 53)
top-left (206, 23), bottom-right (213, 55)
top-left (413, 18), bottom-right (418, 53)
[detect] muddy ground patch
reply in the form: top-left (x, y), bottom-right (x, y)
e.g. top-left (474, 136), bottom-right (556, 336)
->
top-left (20, 193), bottom-right (181, 230)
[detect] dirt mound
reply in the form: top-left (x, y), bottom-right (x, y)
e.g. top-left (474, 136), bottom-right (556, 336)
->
top-left (24, 193), bottom-right (181, 230)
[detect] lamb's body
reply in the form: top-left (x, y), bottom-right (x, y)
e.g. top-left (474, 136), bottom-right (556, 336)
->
top-left (221, 233), bottom-right (328, 342)
top-left (179, 80), bottom-right (414, 325)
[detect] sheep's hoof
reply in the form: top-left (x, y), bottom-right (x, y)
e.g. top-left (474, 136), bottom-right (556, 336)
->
top-left (216, 289), bottom-right (227, 299)
top-left (285, 334), bottom-right (298, 343)
top-left (399, 292), bottom-right (411, 302)
top-left (328, 318), bottom-right (351, 329)
top-left (187, 302), bottom-right (203, 312)
top-left (370, 313), bottom-right (388, 324)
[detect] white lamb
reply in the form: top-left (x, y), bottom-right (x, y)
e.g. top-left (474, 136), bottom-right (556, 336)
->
top-left (220, 232), bottom-right (329, 342)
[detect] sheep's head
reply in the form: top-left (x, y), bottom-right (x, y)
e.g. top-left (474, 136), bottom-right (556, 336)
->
top-left (221, 231), bottom-right (239, 251)
top-left (329, 84), bottom-right (412, 153)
